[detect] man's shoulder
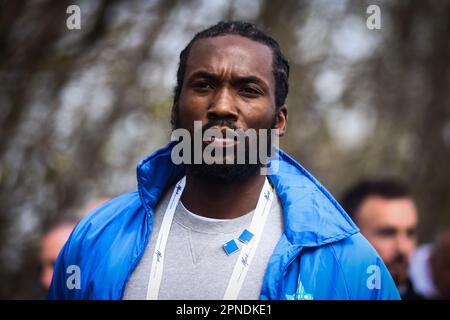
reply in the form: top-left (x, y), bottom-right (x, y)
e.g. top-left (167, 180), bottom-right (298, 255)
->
top-left (325, 232), bottom-right (400, 299)
top-left (69, 191), bottom-right (143, 247)
top-left (301, 232), bottom-right (380, 275)
top-left (294, 232), bottom-right (399, 299)
top-left (328, 232), bottom-right (379, 260)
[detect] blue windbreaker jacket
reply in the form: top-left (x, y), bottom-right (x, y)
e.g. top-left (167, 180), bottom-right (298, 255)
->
top-left (47, 143), bottom-right (400, 300)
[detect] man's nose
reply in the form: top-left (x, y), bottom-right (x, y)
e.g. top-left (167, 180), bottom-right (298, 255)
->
top-left (207, 86), bottom-right (238, 121)
top-left (395, 233), bottom-right (413, 256)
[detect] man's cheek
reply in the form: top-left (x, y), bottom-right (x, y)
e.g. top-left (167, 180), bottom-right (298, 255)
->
top-left (371, 239), bottom-right (391, 260)
top-left (177, 110), bottom-right (196, 130)
top-left (179, 105), bottom-right (205, 124)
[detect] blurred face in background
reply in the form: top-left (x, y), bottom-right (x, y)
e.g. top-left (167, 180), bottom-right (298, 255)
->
top-left (40, 223), bottom-right (75, 290)
top-left (356, 196), bottom-right (418, 285)
top-left (430, 229), bottom-right (450, 299)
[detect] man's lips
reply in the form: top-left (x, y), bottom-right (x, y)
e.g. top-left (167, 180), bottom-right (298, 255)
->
top-left (202, 127), bottom-right (239, 148)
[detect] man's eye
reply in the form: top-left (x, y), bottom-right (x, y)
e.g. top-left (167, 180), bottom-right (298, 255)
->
top-left (407, 228), bottom-right (417, 239)
top-left (192, 81), bottom-right (214, 90)
top-left (240, 87), bottom-right (261, 96)
top-left (376, 228), bottom-right (397, 238)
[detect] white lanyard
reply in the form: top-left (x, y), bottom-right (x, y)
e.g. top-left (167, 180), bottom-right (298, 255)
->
top-left (146, 177), bottom-right (274, 300)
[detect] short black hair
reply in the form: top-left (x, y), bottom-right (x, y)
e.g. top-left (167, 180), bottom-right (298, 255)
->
top-left (341, 178), bottom-right (412, 221)
top-left (172, 20), bottom-right (289, 117)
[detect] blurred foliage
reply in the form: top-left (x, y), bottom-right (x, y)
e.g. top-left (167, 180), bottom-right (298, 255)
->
top-left (0, 0), bottom-right (449, 298)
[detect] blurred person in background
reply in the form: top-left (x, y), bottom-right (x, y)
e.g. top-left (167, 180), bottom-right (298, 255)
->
top-left (409, 243), bottom-right (436, 298)
top-left (429, 226), bottom-right (450, 299)
top-left (40, 219), bottom-right (77, 291)
top-left (40, 198), bottom-right (109, 292)
top-left (410, 225), bottom-right (450, 299)
top-left (341, 178), bottom-right (425, 300)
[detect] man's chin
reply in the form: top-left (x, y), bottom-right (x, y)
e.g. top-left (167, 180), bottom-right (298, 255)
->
top-left (388, 267), bottom-right (408, 286)
top-left (187, 163), bottom-right (262, 183)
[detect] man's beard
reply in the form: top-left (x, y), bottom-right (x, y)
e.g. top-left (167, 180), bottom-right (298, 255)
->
top-left (386, 253), bottom-right (409, 285)
top-left (188, 161), bottom-right (262, 184)
top-left (172, 108), bottom-right (277, 184)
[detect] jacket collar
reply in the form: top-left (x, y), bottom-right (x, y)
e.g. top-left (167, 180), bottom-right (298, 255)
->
top-left (137, 142), bottom-right (359, 247)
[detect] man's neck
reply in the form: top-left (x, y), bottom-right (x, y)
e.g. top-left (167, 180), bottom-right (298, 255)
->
top-left (181, 170), bottom-right (266, 220)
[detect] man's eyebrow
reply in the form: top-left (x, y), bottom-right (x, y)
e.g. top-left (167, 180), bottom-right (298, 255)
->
top-left (375, 226), bottom-right (397, 235)
top-left (187, 71), bottom-right (269, 89)
top-left (187, 71), bottom-right (218, 81)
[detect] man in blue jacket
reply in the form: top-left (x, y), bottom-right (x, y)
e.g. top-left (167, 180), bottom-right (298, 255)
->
top-left (48, 21), bottom-right (400, 300)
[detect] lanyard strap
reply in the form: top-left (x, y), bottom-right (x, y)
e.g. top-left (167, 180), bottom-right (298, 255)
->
top-left (146, 177), bottom-right (186, 300)
top-left (223, 178), bottom-right (273, 299)
top-left (146, 177), bottom-right (274, 300)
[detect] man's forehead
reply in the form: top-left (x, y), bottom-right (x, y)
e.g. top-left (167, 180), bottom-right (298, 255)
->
top-left (186, 35), bottom-right (274, 81)
top-left (358, 196), bottom-right (418, 226)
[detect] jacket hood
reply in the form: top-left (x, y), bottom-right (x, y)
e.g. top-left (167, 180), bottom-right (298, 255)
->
top-left (137, 142), bottom-right (359, 247)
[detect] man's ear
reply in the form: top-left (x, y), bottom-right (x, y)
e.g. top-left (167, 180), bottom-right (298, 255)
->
top-left (275, 105), bottom-right (287, 137)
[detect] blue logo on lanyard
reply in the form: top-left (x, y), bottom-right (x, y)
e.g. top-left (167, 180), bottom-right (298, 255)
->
top-left (241, 253), bottom-right (249, 267)
top-left (156, 250), bottom-right (162, 262)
